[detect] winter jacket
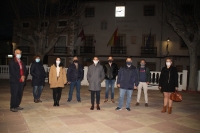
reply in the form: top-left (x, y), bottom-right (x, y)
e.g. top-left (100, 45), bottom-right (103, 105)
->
top-left (117, 65), bottom-right (139, 90)
top-left (104, 63), bottom-right (118, 80)
top-left (30, 61), bottom-right (46, 86)
top-left (9, 57), bottom-right (28, 84)
top-left (67, 63), bottom-right (84, 82)
top-left (87, 64), bottom-right (105, 91)
top-left (49, 64), bottom-right (67, 88)
top-left (159, 66), bottom-right (178, 92)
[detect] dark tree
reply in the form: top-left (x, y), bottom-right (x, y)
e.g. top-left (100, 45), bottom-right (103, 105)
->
top-left (161, 0), bottom-right (200, 91)
top-left (11, 0), bottom-right (84, 61)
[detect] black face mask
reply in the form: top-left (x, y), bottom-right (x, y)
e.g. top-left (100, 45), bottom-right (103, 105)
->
top-left (73, 60), bottom-right (78, 63)
top-left (108, 60), bottom-right (113, 63)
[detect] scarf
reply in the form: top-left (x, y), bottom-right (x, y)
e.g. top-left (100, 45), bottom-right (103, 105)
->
top-left (16, 58), bottom-right (24, 82)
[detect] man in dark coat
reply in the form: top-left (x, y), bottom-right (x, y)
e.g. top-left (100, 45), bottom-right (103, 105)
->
top-left (87, 56), bottom-right (105, 110)
top-left (9, 49), bottom-right (27, 112)
top-left (67, 56), bottom-right (84, 102)
top-left (115, 57), bottom-right (139, 111)
top-left (103, 56), bottom-right (118, 103)
top-left (30, 55), bottom-right (46, 103)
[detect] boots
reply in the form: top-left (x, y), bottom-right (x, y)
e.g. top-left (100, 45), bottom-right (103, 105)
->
top-left (161, 106), bottom-right (167, 113)
top-left (53, 101), bottom-right (57, 106)
top-left (111, 99), bottom-right (115, 103)
top-left (57, 101), bottom-right (60, 106)
top-left (104, 99), bottom-right (108, 103)
top-left (168, 107), bottom-right (172, 114)
top-left (97, 104), bottom-right (100, 110)
top-left (90, 104), bottom-right (94, 110)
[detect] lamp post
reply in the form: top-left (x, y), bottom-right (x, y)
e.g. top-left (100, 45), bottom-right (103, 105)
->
top-left (166, 37), bottom-right (170, 56)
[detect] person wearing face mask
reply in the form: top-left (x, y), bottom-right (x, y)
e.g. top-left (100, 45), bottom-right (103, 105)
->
top-left (87, 56), bottom-right (105, 110)
top-left (115, 57), bottom-right (139, 111)
top-left (159, 58), bottom-right (178, 114)
top-left (30, 55), bottom-right (46, 103)
top-left (136, 59), bottom-right (150, 107)
top-left (9, 49), bottom-right (27, 112)
top-left (103, 56), bottom-right (118, 103)
top-left (67, 56), bottom-right (84, 102)
top-left (49, 57), bottom-right (67, 106)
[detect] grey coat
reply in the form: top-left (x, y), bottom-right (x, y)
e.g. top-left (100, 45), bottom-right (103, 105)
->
top-left (87, 64), bottom-right (105, 91)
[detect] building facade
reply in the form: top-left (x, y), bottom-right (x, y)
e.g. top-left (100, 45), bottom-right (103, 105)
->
top-left (11, 0), bottom-right (200, 71)
top-left (77, 0), bottom-right (200, 71)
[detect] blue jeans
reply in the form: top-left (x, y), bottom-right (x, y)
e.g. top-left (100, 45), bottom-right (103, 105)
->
top-left (68, 80), bottom-right (81, 101)
top-left (105, 79), bottom-right (116, 99)
top-left (118, 88), bottom-right (133, 108)
top-left (33, 86), bottom-right (43, 100)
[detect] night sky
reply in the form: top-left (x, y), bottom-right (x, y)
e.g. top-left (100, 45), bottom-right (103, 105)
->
top-left (0, 0), bottom-right (15, 37)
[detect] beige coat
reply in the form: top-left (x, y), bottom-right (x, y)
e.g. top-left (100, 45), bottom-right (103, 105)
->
top-left (49, 65), bottom-right (67, 88)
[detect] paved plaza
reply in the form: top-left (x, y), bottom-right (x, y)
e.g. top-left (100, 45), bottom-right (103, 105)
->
top-left (0, 79), bottom-right (200, 133)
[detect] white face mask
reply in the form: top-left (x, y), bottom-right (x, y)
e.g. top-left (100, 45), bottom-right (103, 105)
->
top-left (166, 62), bottom-right (171, 66)
top-left (93, 60), bottom-right (98, 65)
top-left (16, 54), bottom-right (21, 59)
top-left (56, 61), bottom-right (60, 64)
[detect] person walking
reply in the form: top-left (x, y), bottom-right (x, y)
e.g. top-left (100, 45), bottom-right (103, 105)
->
top-left (9, 49), bottom-right (27, 112)
top-left (30, 55), bottom-right (46, 103)
top-left (159, 58), bottom-right (178, 114)
top-left (67, 56), bottom-right (84, 102)
top-left (115, 57), bottom-right (138, 111)
top-left (87, 56), bottom-right (105, 110)
top-left (103, 56), bottom-right (118, 103)
top-left (136, 59), bottom-right (151, 107)
top-left (49, 57), bottom-right (67, 106)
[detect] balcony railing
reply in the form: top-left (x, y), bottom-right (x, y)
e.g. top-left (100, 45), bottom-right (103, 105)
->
top-left (0, 65), bottom-right (189, 91)
top-left (17, 46), bottom-right (30, 53)
top-left (141, 47), bottom-right (157, 57)
top-left (111, 46), bottom-right (126, 54)
top-left (80, 46), bottom-right (95, 54)
top-left (54, 47), bottom-right (68, 53)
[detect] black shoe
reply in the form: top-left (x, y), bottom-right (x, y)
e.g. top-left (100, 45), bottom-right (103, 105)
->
top-left (17, 107), bottom-right (24, 110)
top-left (90, 105), bottom-right (94, 110)
top-left (115, 107), bottom-right (122, 111)
top-left (67, 100), bottom-right (71, 102)
top-left (97, 104), bottom-right (100, 110)
top-left (34, 99), bottom-right (38, 103)
top-left (135, 102), bottom-right (139, 106)
top-left (145, 103), bottom-right (148, 107)
top-left (77, 100), bottom-right (81, 102)
top-left (126, 108), bottom-right (131, 111)
top-left (56, 101), bottom-right (60, 106)
top-left (10, 108), bottom-right (18, 112)
top-left (53, 101), bottom-right (57, 106)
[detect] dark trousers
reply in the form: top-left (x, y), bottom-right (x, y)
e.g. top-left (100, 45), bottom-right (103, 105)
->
top-left (68, 80), bottom-right (81, 101)
top-left (52, 88), bottom-right (62, 102)
top-left (90, 91), bottom-right (100, 105)
top-left (10, 82), bottom-right (24, 108)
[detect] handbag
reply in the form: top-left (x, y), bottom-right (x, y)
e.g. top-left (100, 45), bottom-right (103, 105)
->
top-left (170, 91), bottom-right (182, 102)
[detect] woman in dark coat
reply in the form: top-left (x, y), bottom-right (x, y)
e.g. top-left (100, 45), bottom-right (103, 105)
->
top-left (30, 55), bottom-right (46, 103)
top-left (159, 58), bottom-right (178, 114)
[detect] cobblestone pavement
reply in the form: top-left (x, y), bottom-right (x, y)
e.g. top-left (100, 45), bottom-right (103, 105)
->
top-left (0, 79), bottom-right (200, 133)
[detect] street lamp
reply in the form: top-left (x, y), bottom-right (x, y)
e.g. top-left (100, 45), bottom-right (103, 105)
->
top-left (166, 37), bottom-right (170, 56)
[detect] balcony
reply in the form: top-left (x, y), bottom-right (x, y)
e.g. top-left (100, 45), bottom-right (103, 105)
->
top-left (80, 46), bottom-right (95, 54)
top-left (17, 46), bottom-right (30, 53)
top-left (141, 47), bottom-right (157, 57)
top-left (54, 47), bottom-right (68, 53)
top-left (111, 46), bottom-right (126, 54)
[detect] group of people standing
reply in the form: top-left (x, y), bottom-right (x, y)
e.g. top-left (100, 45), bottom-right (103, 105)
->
top-left (9, 49), bottom-right (178, 115)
